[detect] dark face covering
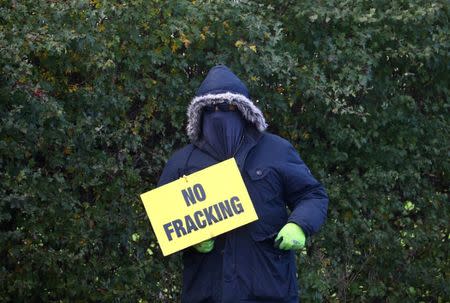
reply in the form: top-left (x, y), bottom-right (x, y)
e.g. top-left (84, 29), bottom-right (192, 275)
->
top-left (201, 109), bottom-right (245, 161)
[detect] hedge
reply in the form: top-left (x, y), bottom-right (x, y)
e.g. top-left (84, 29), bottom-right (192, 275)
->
top-left (1, 0), bottom-right (448, 302)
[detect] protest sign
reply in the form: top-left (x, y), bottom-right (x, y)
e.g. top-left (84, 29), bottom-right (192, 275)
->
top-left (140, 158), bottom-right (258, 256)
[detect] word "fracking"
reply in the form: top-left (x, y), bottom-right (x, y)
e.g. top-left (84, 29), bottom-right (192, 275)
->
top-left (162, 196), bottom-right (245, 241)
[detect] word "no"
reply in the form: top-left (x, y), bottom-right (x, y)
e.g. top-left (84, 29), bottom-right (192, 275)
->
top-left (181, 183), bottom-right (206, 206)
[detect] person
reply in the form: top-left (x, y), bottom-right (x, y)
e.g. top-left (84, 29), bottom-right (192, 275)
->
top-left (157, 65), bottom-right (329, 303)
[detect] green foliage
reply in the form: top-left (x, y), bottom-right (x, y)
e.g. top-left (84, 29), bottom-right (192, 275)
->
top-left (1, 0), bottom-right (448, 302)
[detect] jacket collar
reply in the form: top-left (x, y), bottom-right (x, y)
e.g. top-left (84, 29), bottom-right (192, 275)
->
top-left (193, 125), bottom-right (263, 168)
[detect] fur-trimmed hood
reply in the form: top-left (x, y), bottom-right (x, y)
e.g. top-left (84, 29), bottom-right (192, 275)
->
top-left (187, 65), bottom-right (267, 142)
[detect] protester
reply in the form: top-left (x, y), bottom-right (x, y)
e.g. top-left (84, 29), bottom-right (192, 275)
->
top-left (157, 65), bottom-right (329, 303)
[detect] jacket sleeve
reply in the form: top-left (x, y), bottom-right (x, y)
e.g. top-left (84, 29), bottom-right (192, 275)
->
top-left (280, 143), bottom-right (329, 237)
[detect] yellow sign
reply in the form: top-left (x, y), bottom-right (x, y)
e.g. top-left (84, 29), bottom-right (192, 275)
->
top-left (140, 158), bottom-right (258, 256)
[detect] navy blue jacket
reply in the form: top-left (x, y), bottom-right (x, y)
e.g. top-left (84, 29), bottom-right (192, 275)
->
top-left (157, 65), bottom-right (328, 302)
top-left (158, 127), bottom-right (328, 303)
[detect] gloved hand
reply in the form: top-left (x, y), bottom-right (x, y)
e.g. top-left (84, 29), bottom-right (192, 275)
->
top-left (193, 239), bottom-right (215, 253)
top-left (274, 222), bottom-right (306, 250)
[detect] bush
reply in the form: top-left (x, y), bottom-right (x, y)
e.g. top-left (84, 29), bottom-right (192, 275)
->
top-left (1, 1), bottom-right (448, 302)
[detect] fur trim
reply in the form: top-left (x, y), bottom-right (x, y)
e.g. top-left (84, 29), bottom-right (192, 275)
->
top-left (187, 92), bottom-right (268, 142)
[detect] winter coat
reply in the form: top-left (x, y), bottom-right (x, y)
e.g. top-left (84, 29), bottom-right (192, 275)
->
top-left (157, 65), bottom-right (328, 303)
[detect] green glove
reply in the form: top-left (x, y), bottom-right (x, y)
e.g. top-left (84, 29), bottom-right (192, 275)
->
top-left (274, 222), bottom-right (306, 250)
top-left (193, 239), bottom-right (215, 253)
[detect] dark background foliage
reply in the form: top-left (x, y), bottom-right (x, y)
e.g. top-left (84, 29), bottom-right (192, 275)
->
top-left (1, 0), bottom-right (448, 302)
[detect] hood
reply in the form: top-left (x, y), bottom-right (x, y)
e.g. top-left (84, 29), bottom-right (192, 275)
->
top-left (187, 65), bottom-right (268, 142)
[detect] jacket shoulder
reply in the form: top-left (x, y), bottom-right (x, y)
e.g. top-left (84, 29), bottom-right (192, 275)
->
top-left (167, 143), bottom-right (195, 162)
top-left (157, 143), bottom-right (194, 186)
top-left (254, 132), bottom-right (306, 165)
top-left (259, 132), bottom-right (295, 152)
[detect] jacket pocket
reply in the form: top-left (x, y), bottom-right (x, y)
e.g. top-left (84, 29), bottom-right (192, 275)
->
top-left (240, 230), bottom-right (297, 300)
top-left (250, 230), bottom-right (290, 257)
top-left (246, 167), bottom-right (280, 202)
top-left (245, 167), bottom-right (288, 242)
